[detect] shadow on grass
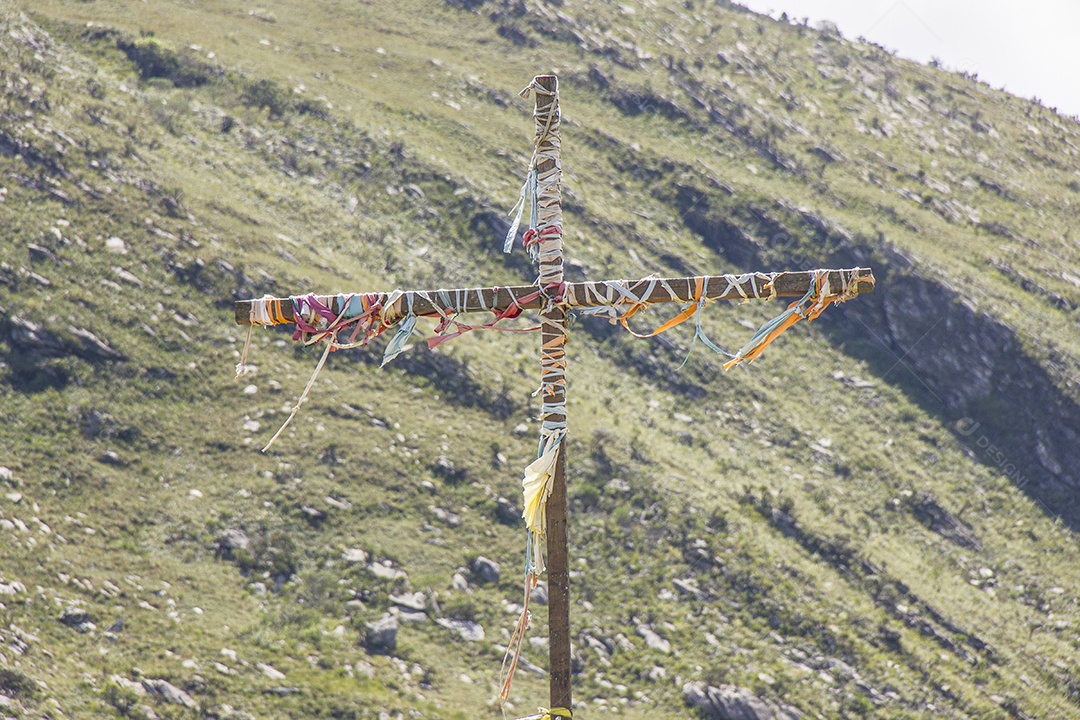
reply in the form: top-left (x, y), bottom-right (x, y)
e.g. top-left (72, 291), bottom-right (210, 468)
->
top-left (673, 185), bottom-right (1080, 531)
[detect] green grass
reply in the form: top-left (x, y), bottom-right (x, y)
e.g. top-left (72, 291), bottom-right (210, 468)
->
top-left (0, 1), bottom-right (1078, 718)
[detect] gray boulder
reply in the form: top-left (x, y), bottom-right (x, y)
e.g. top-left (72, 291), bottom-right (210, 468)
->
top-left (494, 496), bottom-right (520, 525)
top-left (341, 548), bottom-right (368, 564)
top-left (683, 682), bottom-right (801, 720)
top-left (469, 556), bottom-right (500, 585)
top-left (59, 606), bottom-right (95, 633)
top-left (217, 529), bottom-right (250, 556)
top-left (436, 617), bottom-right (485, 642)
top-left (636, 624), bottom-right (670, 654)
top-left (365, 614), bottom-right (399, 652)
top-left (141, 679), bottom-right (198, 710)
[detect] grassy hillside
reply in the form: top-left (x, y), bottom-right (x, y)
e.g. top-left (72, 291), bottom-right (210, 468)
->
top-left (1, 1), bottom-right (1078, 718)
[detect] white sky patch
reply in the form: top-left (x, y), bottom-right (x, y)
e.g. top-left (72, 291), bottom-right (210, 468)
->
top-left (736, 0), bottom-right (1080, 118)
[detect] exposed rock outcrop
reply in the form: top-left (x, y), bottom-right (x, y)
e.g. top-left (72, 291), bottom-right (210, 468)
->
top-left (683, 682), bottom-right (801, 720)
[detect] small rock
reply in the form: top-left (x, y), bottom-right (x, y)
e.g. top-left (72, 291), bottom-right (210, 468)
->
top-left (4, 492), bottom-right (22, 503)
top-left (682, 681), bottom-right (800, 720)
top-left (470, 556), bottom-right (501, 585)
top-left (389, 591), bottom-right (426, 611)
top-left (99, 450), bottom-right (126, 467)
top-left (109, 675), bottom-right (147, 696)
top-left (585, 635), bottom-right (610, 658)
top-left (217, 529), bottom-right (251, 555)
top-left (341, 548), bottom-right (368, 564)
top-left (141, 678), bottom-right (197, 710)
top-left (432, 456), bottom-right (466, 483)
top-left (365, 614), bottom-right (399, 652)
top-left (531, 581), bottom-right (548, 606)
top-left (105, 236), bottom-right (128, 254)
top-left (430, 506), bottom-right (461, 527)
top-left (437, 617), bottom-right (485, 642)
top-left (827, 657), bottom-right (857, 679)
top-left (27, 243), bottom-right (57, 263)
top-left (0, 467), bottom-right (12, 481)
top-left (300, 505), bottom-right (325, 522)
top-left (368, 563), bottom-right (407, 581)
top-left (0, 581), bottom-right (26, 595)
top-left (60, 605), bottom-right (95, 632)
top-left (256, 663), bottom-right (286, 681)
top-left (108, 618), bottom-right (124, 633)
top-left (673, 578), bottom-right (705, 600)
top-left (69, 326), bottom-right (122, 361)
top-left (648, 665), bottom-right (666, 681)
top-left (266, 686), bottom-right (300, 696)
top-left (325, 496), bottom-right (352, 510)
top-left (394, 607), bottom-right (429, 624)
top-left (636, 624), bottom-right (670, 654)
top-left (80, 409), bottom-right (111, 440)
top-left (112, 266), bottom-right (144, 287)
top-left (495, 496), bottom-right (520, 525)
top-left (513, 423), bottom-right (529, 436)
top-left (214, 704), bottom-right (255, 720)
top-left (451, 572), bottom-right (470, 592)
top-left (132, 704), bottom-right (160, 720)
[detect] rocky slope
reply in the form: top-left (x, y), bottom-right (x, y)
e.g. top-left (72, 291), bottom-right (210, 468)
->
top-left (1, 1), bottom-right (1079, 718)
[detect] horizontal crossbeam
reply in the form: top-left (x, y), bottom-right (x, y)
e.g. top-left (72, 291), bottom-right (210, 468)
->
top-left (234, 268), bottom-right (875, 326)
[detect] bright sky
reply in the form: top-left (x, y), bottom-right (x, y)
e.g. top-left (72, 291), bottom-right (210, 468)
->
top-left (736, 0), bottom-right (1080, 119)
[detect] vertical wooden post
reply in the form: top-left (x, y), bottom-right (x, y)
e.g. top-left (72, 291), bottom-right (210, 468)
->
top-left (531, 74), bottom-right (573, 714)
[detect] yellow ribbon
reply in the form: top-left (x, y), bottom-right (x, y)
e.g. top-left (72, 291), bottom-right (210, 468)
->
top-left (521, 432), bottom-right (563, 570)
top-left (518, 708), bottom-right (572, 720)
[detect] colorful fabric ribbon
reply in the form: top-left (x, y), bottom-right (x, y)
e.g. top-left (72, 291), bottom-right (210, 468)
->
top-left (517, 709), bottom-right (572, 720)
top-left (615, 276), bottom-right (732, 366)
top-left (521, 430), bottom-right (563, 573)
top-left (723, 269), bottom-right (842, 370)
top-left (500, 428), bottom-right (563, 705)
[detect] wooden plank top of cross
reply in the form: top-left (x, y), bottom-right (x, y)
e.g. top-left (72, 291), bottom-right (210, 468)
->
top-left (233, 74), bottom-right (874, 717)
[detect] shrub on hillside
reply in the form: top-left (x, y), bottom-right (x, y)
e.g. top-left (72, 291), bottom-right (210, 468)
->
top-left (0, 667), bottom-right (39, 698)
top-left (242, 79), bottom-right (292, 118)
top-left (118, 35), bottom-right (215, 88)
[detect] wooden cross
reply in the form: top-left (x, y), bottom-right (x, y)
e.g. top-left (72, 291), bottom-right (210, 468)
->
top-left (234, 75), bottom-right (874, 716)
